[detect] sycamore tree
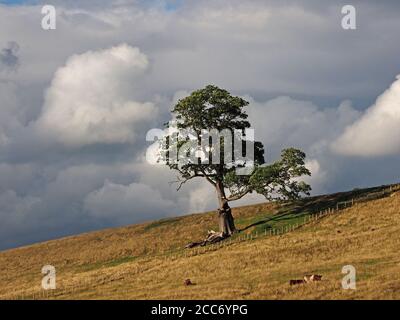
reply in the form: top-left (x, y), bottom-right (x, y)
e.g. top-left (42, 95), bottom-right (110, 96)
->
top-left (158, 85), bottom-right (311, 239)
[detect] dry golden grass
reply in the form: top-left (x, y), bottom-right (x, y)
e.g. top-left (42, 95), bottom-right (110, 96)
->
top-left (1, 187), bottom-right (400, 300)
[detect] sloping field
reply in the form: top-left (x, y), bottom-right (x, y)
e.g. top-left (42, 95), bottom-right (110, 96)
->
top-left (0, 184), bottom-right (399, 299)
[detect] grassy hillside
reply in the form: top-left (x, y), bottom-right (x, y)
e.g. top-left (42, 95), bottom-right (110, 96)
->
top-left (1, 184), bottom-right (400, 300)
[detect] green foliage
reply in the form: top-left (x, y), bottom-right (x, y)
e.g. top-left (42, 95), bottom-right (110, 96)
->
top-left (248, 148), bottom-right (311, 200)
top-left (172, 85), bottom-right (250, 131)
top-left (160, 85), bottom-right (312, 202)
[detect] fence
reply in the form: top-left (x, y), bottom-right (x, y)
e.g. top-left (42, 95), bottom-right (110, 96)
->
top-left (336, 185), bottom-right (399, 210)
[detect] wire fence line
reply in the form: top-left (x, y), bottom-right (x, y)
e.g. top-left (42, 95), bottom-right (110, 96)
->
top-left (3, 183), bottom-right (400, 300)
top-left (336, 184), bottom-right (399, 210)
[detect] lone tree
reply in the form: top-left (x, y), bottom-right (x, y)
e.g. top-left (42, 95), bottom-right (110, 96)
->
top-left (159, 85), bottom-right (311, 240)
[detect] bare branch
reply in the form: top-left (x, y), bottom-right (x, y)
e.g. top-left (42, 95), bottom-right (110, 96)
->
top-left (170, 173), bottom-right (206, 191)
top-left (227, 189), bottom-right (250, 201)
top-left (199, 168), bottom-right (216, 187)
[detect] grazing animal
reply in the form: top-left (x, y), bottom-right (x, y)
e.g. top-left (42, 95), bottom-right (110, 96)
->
top-left (304, 274), bottom-right (322, 283)
top-left (290, 274), bottom-right (322, 286)
top-left (289, 279), bottom-right (305, 286)
top-left (184, 279), bottom-right (194, 286)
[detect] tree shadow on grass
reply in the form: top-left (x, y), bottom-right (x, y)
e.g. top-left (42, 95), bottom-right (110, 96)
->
top-left (239, 184), bottom-right (392, 232)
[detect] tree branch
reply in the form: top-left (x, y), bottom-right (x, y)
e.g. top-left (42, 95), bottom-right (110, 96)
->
top-left (199, 168), bottom-right (216, 187)
top-left (227, 189), bottom-right (250, 201)
top-left (170, 172), bottom-right (206, 191)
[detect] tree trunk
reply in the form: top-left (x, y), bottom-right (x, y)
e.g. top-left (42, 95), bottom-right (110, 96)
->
top-left (216, 181), bottom-right (236, 237)
top-left (184, 181), bottom-right (236, 249)
top-left (218, 205), bottom-right (236, 236)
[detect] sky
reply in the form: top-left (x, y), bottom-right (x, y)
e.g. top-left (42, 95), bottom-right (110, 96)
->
top-left (0, 0), bottom-right (399, 250)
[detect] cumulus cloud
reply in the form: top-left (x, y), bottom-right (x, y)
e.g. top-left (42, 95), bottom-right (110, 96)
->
top-left (333, 75), bottom-right (400, 157)
top-left (246, 96), bottom-right (360, 159)
top-left (36, 44), bottom-right (158, 146)
top-left (187, 180), bottom-right (217, 213)
top-left (302, 159), bottom-right (328, 191)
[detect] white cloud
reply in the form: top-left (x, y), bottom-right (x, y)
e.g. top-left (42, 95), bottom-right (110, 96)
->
top-left (302, 159), bottom-right (327, 191)
top-left (246, 96), bottom-right (359, 159)
top-left (333, 75), bottom-right (400, 156)
top-left (36, 44), bottom-right (158, 146)
top-left (188, 180), bottom-right (217, 213)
